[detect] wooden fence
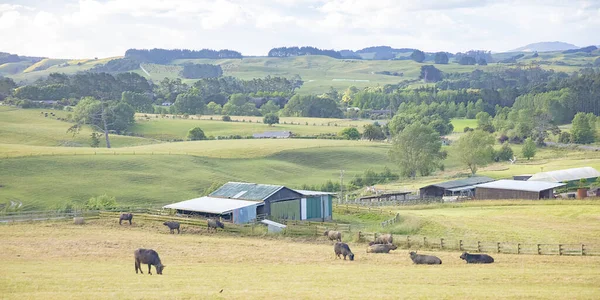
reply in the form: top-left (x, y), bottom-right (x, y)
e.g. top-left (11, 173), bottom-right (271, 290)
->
top-left (333, 204), bottom-right (396, 216)
top-left (347, 198), bottom-right (442, 207)
top-left (4, 208), bottom-right (599, 256)
top-left (355, 233), bottom-right (600, 256)
top-left (381, 213), bottom-right (400, 227)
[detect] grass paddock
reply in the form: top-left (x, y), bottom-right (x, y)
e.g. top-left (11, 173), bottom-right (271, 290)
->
top-left (1, 220), bottom-right (599, 299)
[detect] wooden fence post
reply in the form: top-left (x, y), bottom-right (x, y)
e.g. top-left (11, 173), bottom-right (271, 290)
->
top-left (497, 242), bottom-right (501, 253)
top-left (477, 241), bottom-right (482, 253)
top-left (423, 236), bottom-right (427, 247)
top-left (559, 244), bottom-right (563, 256)
top-left (537, 244), bottom-right (541, 255)
top-left (517, 243), bottom-right (521, 254)
top-left (440, 238), bottom-right (444, 250)
top-left (582, 244), bottom-right (586, 256)
top-left (459, 240), bottom-right (463, 251)
top-left (407, 236), bottom-right (411, 248)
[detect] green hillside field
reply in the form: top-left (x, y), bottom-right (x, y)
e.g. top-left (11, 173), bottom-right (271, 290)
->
top-left (3, 51), bottom-right (595, 94)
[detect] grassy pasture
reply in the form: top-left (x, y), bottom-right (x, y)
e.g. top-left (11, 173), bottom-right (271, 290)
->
top-left (450, 118), bottom-right (477, 133)
top-left (0, 107), bottom-right (156, 148)
top-left (133, 114), bottom-right (375, 140)
top-left (0, 144), bottom-right (395, 210)
top-left (1, 220), bottom-right (599, 299)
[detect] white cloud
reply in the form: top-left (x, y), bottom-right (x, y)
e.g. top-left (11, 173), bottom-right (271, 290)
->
top-left (0, 0), bottom-right (598, 58)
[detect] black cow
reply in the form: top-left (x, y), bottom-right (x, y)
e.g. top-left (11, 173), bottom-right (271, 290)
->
top-left (119, 213), bottom-right (133, 225)
top-left (334, 242), bottom-right (354, 261)
top-left (163, 221), bottom-right (180, 234)
top-left (207, 219), bottom-right (224, 232)
top-left (134, 248), bottom-right (165, 275)
top-left (459, 252), bottom-right (494, 264)
top-left (409, 251), bottom-right (442, 265)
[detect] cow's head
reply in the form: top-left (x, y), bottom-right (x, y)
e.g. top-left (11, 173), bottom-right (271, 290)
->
top-left (349, 253), bottom-right (355, 261)
top-left (389, 244), bottom-right (398, 250)
top-left (409, 251), bottom-right (417, 258)
top-left (323, 230), bottom-right (329, 236)
top-left (156, 264), bottom-right (166, 275)
top-left (459, 252), bottom-right (467, 260)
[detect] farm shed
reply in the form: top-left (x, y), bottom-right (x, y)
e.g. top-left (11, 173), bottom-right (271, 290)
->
top-left (475, 180), bottom-right (565, 200)
top-left (252, 131), bottom-right (292, 139)
top-left (419, 177), bottom-right (495, 199)
top-left (163, 197), bottom-right (260, 224)
top-left (528, 167), bottom-right (600, 185)
top-left (359, 191), bottom-right (411, 203)
top-left (513, 174), bottom-right (533, 181)
top-left (295, 190), bottom-right (334, 221)
top-left (210, 182), bottom-right (304, 220)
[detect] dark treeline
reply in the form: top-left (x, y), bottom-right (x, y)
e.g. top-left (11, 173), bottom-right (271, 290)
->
top-left (180, 64), bottom-right (223, 79)
top-left (124, 48), bottom-right (242, 64)
top-left (88, 58), bottom-right (140, 73)
top-left (13, 72), bottom-right (151, 100)
top-left (268, 47), bottom-right (342, 59)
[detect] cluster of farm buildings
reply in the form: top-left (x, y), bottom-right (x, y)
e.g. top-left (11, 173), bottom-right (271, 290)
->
top-left (163, 167), bottom-right (599, 225)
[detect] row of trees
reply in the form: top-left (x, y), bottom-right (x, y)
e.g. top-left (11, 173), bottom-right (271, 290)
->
top-left (124, 48), bottom-right (242, 64)
top-left (267, 47), bottom-right (342, 59)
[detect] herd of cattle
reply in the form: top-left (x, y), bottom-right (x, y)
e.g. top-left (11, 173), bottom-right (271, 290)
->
top-left (326, 230), bottom-right (494, 265)
top-left (119, 213), bottom-right (494, 275)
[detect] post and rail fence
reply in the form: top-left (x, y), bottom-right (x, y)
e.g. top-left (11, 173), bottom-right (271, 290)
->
top-left (2, 207), bottom-right (599, 256)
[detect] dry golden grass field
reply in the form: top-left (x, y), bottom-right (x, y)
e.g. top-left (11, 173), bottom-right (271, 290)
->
top-left (1, 219), bottom-right (600, 300)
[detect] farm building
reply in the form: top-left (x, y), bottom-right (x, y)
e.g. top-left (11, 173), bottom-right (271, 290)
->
top-left (528, 167), bottom-right (600, 185)
top-left (475, 180), bottom-right (565, 200)
top-left (419, 176), bottom-right (495, 199)
top-left (513, 174), bottom-right (533, 181)
top-left (163, 182), bottom-right (333, 224)
top-left (252, 131), bottom-right (292, 139)
top-left (163, 197), bottom-right (260, 224)
top-left (358, 191), bottom-right (411, 203)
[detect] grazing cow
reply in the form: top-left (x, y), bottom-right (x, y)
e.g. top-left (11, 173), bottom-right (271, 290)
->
top-left (207, 219), bottom-right (224, 232)
top-left (373, 234), bottom-right (393, 245)
top-left (163, 221), bottom-right (180, 234)
top-left (134, 248), bottom-right (165, 275)
top-left (366, 244), bottom-right (397, 253)
top-left (334, 242), bottom-right (354, 261)
top-left (409, 251), bottom-right (442, 265)
top-left (324, 230), bottom-right (342, 242)
top-left (119, 213), bottom-right (133, 225)
top-left (460, 252), bottom-right (494, 264)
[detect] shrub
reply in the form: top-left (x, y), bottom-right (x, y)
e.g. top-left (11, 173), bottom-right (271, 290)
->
top-left (558, 132), bottom-right (571, 144)
top-left (339, 127), bottom-right (361, 140)
top-left (85, 194), bottom-right (117, 210)
top-left (498, 134), bottom-right (509, 144)
top-left (495, 142), bottom-right (514, 162)
top-left (463, 126), bottom-right (474, 133)
top-left (222, 115), bottom-right (232, 122)
top-left (187, 127), bottom-right (207, 141)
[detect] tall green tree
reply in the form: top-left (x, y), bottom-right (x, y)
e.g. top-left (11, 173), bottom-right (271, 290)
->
top-left (121, 91), bottom-right (153, 113)
top-left (362, 124), bottom-right (386, 141)
top-left (571, 112), bottom-right (596, 144)
top-left (70, 97), bottom-right (135, 148)
top-left (476, 111), bottom-right (494, 132)
top-left (187, 127), bottom-right (207, 140)
top-left (173, 93), bottom-right (205, 114)
top-left (410, 50), bottom-right (426, 63)
top-left (263, 113), bottom-right (280, 126)
top-left (434, 52), bottom-right (449, 64)
top-left (522, 137), bottom-right (537, 160)
top-left (389, 123), bottom-right (444, 178)
top-left (455, 130), bottom-right (495, 174)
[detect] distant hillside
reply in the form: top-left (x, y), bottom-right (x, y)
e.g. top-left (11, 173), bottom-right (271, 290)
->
top-left (511, 42), bottom-right (578, 52)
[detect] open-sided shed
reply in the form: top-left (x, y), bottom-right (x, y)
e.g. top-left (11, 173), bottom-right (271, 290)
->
top-left (475, 180), bottom-right (565, 200)
top-left (163, 197), bottom-right (260, 224)
top-left (528, 167), bottom-right (600, 185)
top-left (295, 190), bottom-right (334, 221)
top-left (419, 177), bottom-right (495, 198)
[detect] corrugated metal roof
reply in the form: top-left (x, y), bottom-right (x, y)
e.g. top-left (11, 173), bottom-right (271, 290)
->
top-left (252, 131), bottom-right (291, 138)
top-left (294, 189), bottom-right (336, 196)
top-left (422, 176), bottom-right (495, 190)
top-left (475, 180), bottom-right (565, 192)
top-left (163, 197), bottom-right (259, 214)
top-left (528, 167), bottom-right (600, 183)
top-left (210, 182), bottom-right (284, 201)
top-left (447, 185), bottom-right (477, 192)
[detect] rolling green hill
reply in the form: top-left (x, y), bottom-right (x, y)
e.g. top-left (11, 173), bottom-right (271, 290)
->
top-left (3, 51), bottom-right (597, 94)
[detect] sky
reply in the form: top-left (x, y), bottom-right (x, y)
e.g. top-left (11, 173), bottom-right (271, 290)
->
top-left (0, 0), bottom-right (599, 59)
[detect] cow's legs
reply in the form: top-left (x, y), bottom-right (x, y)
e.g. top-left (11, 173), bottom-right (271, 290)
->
top-left (148, 264), bottom-right (152, 275)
